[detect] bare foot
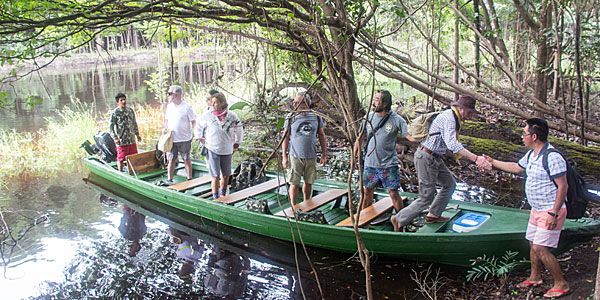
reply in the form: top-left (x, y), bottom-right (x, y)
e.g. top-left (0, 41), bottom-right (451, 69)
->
top-left (129, 241), bottom-right (141, 257)
top-left (390, 215), bottom-right (400, 232)
top-left (517, 279), bottom-right (543, 289)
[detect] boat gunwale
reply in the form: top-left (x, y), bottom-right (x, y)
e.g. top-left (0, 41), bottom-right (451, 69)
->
top-left (85, 157), bottom-right (562, 237)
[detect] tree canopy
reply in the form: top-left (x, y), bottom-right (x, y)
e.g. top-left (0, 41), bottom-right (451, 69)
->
top-left (1, 0), bottom-right (600, 144)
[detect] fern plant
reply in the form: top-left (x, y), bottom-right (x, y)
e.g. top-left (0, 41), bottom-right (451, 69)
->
top-left (466, 250), bottom-right (528, 282)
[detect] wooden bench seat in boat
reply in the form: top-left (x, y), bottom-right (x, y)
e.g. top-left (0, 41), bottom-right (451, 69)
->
top-left (167, 175), bottom-right (213, 192)
top-left (214, 178), bottom-right (288, 204)
top-left (274, 188), bottom-right (348, 217)
top-left (126, 151), bottom-right (160, 176)
top-left (336, 196), bottom-right (406, 227)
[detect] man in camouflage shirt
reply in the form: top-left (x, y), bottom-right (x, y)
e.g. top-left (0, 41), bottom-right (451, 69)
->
top-left (109, 93), bottom-right (141, 171)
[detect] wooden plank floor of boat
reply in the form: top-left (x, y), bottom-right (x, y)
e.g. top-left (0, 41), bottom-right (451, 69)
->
top-left (166, 175), bottom-right (212, 192)
top-left (336, 197), bottom-right (400, 227)
top-left (275, 188), bottom-right (348, 217)
top-left (215, 178), bottom-right (287, 204)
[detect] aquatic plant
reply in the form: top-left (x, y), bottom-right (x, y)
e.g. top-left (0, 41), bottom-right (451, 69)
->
top-left (466, 250), bottom-right (528, 282)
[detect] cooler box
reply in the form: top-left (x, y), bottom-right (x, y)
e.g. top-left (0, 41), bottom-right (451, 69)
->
top-left (452, 212), bottom-right (490, 233)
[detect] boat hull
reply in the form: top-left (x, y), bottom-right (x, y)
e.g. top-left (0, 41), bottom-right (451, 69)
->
top-left (84, 157), bottom-right (600, 266)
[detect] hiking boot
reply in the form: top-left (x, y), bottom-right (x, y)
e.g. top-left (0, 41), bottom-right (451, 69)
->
top-left (425, 215), bottom-right (450, 224)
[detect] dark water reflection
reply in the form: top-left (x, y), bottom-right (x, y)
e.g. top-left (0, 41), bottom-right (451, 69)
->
top-left (0, 60), bottom-right (223, 132)
top-left (2, 172), bottom-right (435, 300)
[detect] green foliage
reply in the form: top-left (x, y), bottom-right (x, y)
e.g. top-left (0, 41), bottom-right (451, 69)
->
top-left (144, 70), bottom-right (170, 102)
top-left (22, 95), bottom-right (42, 108)
top-left (229, 101), bottom-right (249, 111)
top-left (276, 117), bottom-right (285, 131)
top-left (466, 250), bottom-right (528, 282)
top-left (0, 91), bottom-right (8, 108)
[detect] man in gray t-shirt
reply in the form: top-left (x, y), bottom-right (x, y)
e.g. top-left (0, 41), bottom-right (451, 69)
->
top-left (353, 90), bottom-right (408, 212)
top-left (282, 92), bottom-right (328, 205)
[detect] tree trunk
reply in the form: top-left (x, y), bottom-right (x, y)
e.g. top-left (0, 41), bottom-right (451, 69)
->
top-left (596, 249), bottom-right (600, 300)
top-left (552, 0), bottom-right (563, 101)
top-left (454, 0), bottom-right (460, 101)
top-left (474, 0), bottom-right (481, 88)
top-left (483, 0), bottom-right (512, 69)
top-left (574, 3), bottom-right (585, 145)
top-left (533, 0), bottom-right (552, 112)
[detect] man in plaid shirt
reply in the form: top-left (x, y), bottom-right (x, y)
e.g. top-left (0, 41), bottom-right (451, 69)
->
top-left (391, 95), bottom-right (491, 230)
top-left (484, 118), bottom-right (570, 299)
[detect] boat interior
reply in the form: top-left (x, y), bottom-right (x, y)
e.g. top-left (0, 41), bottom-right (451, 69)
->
top-left (123, 150), bottom-right (484, 233)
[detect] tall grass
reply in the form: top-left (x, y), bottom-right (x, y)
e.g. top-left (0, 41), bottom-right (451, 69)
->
top-left (0, 85), bottom-right (258, 180)
top-left (0, 100), bottom-right (165, 180)
top-left (39, 101), bottom-right (98, 175)
top-left (0, 129), bottom-right (38, 179)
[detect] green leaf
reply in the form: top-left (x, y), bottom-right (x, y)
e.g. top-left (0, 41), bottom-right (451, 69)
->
top-left (276, 117), bottom-right (285, 131)
top-left (229, 102), bottom-right (248, 111)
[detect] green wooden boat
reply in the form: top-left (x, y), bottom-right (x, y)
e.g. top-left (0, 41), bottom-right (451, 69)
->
top-left (83, 154), bottom-right (600, 267)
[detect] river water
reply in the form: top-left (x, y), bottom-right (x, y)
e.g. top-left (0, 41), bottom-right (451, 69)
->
top-left (1, 60), bottom-right (506, 299)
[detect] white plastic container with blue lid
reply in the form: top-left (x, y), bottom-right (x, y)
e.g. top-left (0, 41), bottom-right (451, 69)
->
top-left (452, 212), bottom-right (490, 233)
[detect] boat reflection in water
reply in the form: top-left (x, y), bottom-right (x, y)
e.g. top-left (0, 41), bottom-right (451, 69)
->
top-left (167, 227), bottom-right (207, 280)
top-left (204, 246), bottom-right (250, 298)
top-left (89, 174), bottom-right (401, 299)
top-left (118, 205), bottom-right (147, 257)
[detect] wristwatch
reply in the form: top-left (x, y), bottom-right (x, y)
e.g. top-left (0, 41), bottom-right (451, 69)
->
top-left (547, 211), bottom-right (558, 217)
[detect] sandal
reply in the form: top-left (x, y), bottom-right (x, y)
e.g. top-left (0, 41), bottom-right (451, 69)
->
top-left (543, 288), bottom-right (571, 299)
top-left (517, 280), bottom-right (543, 289)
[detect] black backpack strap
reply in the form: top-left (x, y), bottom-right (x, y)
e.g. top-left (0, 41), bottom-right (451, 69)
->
top-left (542, 147), bottom-right (566, 188)
top-left (365, 111), bottom-right (392, 146)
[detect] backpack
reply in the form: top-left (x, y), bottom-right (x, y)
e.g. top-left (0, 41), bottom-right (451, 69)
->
top-left (407, 109), bottom-right (459, 142)
top-left (527, 148), bottom-right (593, 219)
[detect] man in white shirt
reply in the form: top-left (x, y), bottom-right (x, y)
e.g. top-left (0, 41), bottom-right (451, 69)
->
top-left (164, 85), bottom-right (196, 182)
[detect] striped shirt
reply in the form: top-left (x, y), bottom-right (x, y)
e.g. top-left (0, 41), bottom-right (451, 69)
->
top-left (517, 143), bottom-right (567, 211)
top-left (420, 109), bottom-right (463, 155)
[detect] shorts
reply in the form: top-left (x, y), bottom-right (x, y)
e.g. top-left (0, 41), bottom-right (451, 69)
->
top-left (526, 208), bottom-right (567, 248)
top-left (117, 144), bottom-right (138, 162)
top-left (207, 149), bottom-right (232, 178)
top-left (288, 156), bottom-right (317, 185)
top-left (167, 140), bottom-right (192, 161)
top-left (363, 166), bottom-right (401, 190)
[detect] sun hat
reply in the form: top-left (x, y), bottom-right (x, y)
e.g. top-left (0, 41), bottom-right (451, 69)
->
top-left (451, 94), bottom-right (479, 114)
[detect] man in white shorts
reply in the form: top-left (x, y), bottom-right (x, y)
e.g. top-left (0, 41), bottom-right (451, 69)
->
top-left (484, 118), bottom-right (570, 299)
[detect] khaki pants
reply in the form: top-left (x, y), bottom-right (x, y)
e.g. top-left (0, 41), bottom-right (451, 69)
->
top-left (287, 156), bottom-right (317, 185)
top-left (395, 148), bottom-right (456, 226)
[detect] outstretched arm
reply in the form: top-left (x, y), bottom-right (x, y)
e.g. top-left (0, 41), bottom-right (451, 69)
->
top-left (457, 148), bottom-right (492, 170)
top-left (482, 154), bottom-right (525, 174)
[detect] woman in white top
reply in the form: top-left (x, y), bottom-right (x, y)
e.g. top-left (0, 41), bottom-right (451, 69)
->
top-left (195, 93), bottom-right (243, 199)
